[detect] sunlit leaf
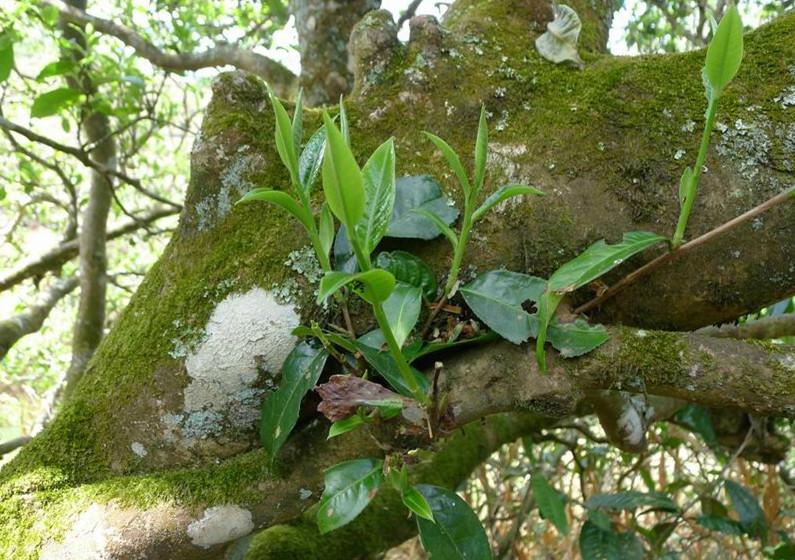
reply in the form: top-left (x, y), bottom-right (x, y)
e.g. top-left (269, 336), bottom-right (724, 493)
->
top-left (268, 89), bottom-right (300, 187)
top-left (317, 458), bottom-right (384, 534)
top-left (328, 414), bottom-right (365, 439)
top-left (356, 138), bottom-right (396, 253)
top-left (423, 133), bottom-right (472, 196)
top-left (403, 486), bottom-right (434, 523)
top-left (473, 106), bottom-right (488, 194)
top-left (0, 33), bottom-right (14, 83)
top-left (298, 125), bottom-right (326, 194)
top-left (547, 318), bottom-right (609, 358)
top-left (322, 112), bottom-right (365, 232)
top-left (31, 87), bottom-right (81, 118)
top-left (317, 269), bottom-right (395, 304)
top-left (237, 189), bottom-right (314, 231)
top-left (318, 203), bottom-right (335, 262)
top-left (704, 5), bottom-right (743, 97)
top-left (532, 473), bottom-right (569, 535)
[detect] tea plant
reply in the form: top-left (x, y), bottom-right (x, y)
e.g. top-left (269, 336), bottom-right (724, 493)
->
top-left (236, 7), bottom-right (761, 556)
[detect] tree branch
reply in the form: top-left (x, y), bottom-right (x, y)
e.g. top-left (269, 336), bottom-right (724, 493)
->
top-left (39, 0), bottom-right (296, 95)
top-left (697, 313), bottom-right (795, 340)
top-left (0, 206), bottom-right (179, 293)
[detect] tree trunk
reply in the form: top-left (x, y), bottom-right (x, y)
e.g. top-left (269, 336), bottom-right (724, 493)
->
top-left (1, 1), bottom-right (793, 558)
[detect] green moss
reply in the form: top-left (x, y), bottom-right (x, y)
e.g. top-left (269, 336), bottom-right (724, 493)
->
top-left (605, 328), bottom-right (689, 388)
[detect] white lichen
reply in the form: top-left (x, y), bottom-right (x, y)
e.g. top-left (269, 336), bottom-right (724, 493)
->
top-left (130, 442), bottom-right (148, 457)
top-left (187, 505), bottom-right (254, 548)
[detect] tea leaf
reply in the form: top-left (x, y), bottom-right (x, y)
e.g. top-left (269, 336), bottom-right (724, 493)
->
top-left (317, 458), bottom-right (384, 533)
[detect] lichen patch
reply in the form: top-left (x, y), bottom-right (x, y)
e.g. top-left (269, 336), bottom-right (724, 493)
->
top-left (186, 505), bottom-right (254, 548)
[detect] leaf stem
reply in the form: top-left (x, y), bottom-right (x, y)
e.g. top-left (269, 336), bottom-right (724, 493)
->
top-left (444, 196), bottom-right (474, 297)
top-left (672, 96), bottom-right (719, 247)
top-left (372, 302), bottom-right (428, 405)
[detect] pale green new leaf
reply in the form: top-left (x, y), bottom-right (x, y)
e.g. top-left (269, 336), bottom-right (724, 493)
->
top-left (317, 270), bottom-right (395, 304)
top-left (535, 291), bottom-right (563, 372)
top-left (321, 113), bottom-right (365, 231)
top-left (412, 209), bottom-right (458, 249)
top-left (237, 189), bottom-right (314, 232)
top-left (356, 138), bottom-right (396, 253)
top-left (678, 166), bottom-right (694, 207)
top-left (30, 87), bottom-right (81, 118)
top-left (403, 486), bottom-right (435, 523)
top-left (317, 458), bottom-right (384, 533)
top-left (704, 5), bottom-right (744, 97)
top-left (424, 132), bottom-right (472, 196)
top-left (328, 414), bottom-right (365, 439)
top-left (260, 342), bottom-right (328, 462)
top-left (268, 90), bottom-right (300, 187)
top-left (292, 88), bottom-right (303, 151)
top-left (0, 32), bottom-right (13, 83)
top-left (318, 203), bottom-right (335, 260)
top-left (548, 318), bottom-right (609, 358)
top-left (548, 232), bottom-right (667, 294)
top-left (339, 96), bottom-right (350, 146)
top-left (298, 125), bottom-right (326, 194)
top-left (473, 184), bottom-right (544, 222)
top-left (382, 282), bottom-right (422, 347)
top-left (473, 106), bottom-right (488, 194)
top-left (532, 473), bottom-right (569, 535)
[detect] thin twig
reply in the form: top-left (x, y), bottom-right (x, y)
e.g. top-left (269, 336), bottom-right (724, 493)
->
top-left (575, 187), bottom-right (795, 315)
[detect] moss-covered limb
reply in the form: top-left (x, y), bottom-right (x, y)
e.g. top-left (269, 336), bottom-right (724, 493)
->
top-left (439, 329), bottom-right (795, 426)
top-left (242, 412), bottom-right (549, 560)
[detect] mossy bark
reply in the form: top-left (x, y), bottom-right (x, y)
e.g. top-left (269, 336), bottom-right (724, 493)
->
top-left (1, 2), bottom-right (794, 558)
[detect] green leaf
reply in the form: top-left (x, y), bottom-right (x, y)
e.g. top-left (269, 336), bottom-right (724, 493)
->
top-left (328, 414), bottom-right (365, 439)
top-left (403, 486), bottom-right (435, 522)
top-left (260, 342), bottom-right (329, 461)
top-left (407, 331), bottom-right (499, 362)
top-left (237, 189), bottom-right (314, 231)
top-left (317, 269), bottom-right (395, 304)
top-left (424, 133), bottom-right (472, 196)
top-left (353, 340), bottom-right (429, 398)
top-left (318, 203), bottom-right (335, 261)
top-left (460, 270), bottom-right (546, 344)
top-left (413, 209), bottom-right (459, 249)
top-left (547, 318), bottom-right (609, 358)
top-left (339, 96), bottom-right (350, 146)
top-left (387, 175), bottom-right (459, 240)
top-left (704, 4), bottom-right (743, 97)
top-left (382, 282), bottom-right (422, 348)
top-left (356, 138), bottom-right (396, 253)
top-left (725, 480), bottom-right (767, 538)
top-left (535, 291), bottom-right (562, 372)
top-left (332, 225), bottom-right (358, 273)
top-left (678, 166), bottom-right (693, 207)
top-left (695, 515), bottom-right (744, 536)
top-left (548, 232), bottom-right (667, 294)
top-left (268, 90), bottom-right (300, 187)
top-left (376, 251), bottom-right (437, 300)
top-left (317, 458), bottom-right (384, 534)
top-left (473, 184), bottom-right (544, 222)
top-left (0, 33), bottom-right (14, 83)
top-left (586, 491), bottom-right (678, 513)
top-left (579, 522), bottom-right (645, 560)
top-left (473, 106), bottom-right (488, 194)
top-left (415, 485), bottom-right (493, 559)
top-left (30, 87), bottom-right (81, 118)
top-left (360, 397), bottom-right (403, 419)
top-left (532, 473), bottom-right (569, 536)
top-left (674, 404), bottom-right (718, 449)
top-left (322, 112), bottom-right (365, 231)
top-left (298, 125), bottom-right (326, 194)
top-left (292, 88), bottom-right (303, 152)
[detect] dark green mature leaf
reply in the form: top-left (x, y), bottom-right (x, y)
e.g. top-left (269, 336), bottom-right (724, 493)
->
top-left (268, 90), bottom-right (300, 187)
top-left (579, 522), bottom-right (645, 560)
top-left (317, 269), bottom-right (395, 304)
top-left (317, 458), bottom-right (384, 534)
top-left (353, 340), bottom-right (429, 397)
top-left (535, 291), bottom-right (563, 372)
top-left (725, 480), bottom-right (767, 538)
top-left (376, 251), bottom-right (437, 300)
top-left (403, 486), bottom-right (435, 522)
top-left (674, 404), bottom-right (719, 449)
top-left (586, 492), bottom-right (678, 513)
top-left (298, 125), bottom-right (326, 194)
top-left (532, 473), bottom-right (568, 535)
top-left (322, 112), bottom-right (365, 231)
top-left (30, 87), bottom-right (81, 118)
top-left (237, 189), bottom-right (313, 231)
top-left (424, 133), bottom-right (472, 196)
top-left (704, 4), bottom-right (743, 97)
top-left (328, 414), bottom-right (365, 439)
top-left (548, 318), bottom-right (609, 358)
top-left (407, 331), bottom-right (499, 362)
top-left (0, 32), bottom-right (14, 83)
top-left (260, 342), bottom-right (328, 461)
top-left (416, 485), bottom-right (493, 559)
top-left (695, 515), bottom-right (744, 536)
top-left (356, 138), bottom-right (396, 253)
top-left (473, 105), bottom-right (488, 193)
top-left (382, 282), bottom-right (422, 347)
top-left (333, 225), bottom-right (358, 273)
top-left (461, 270), bottom-right (546, 344)
top-left (387, 175), bottom-right (459, 240)
top-left (472, 184), bottom-right (544, 222)
top-left (548, 232), bottom-right (667, 294)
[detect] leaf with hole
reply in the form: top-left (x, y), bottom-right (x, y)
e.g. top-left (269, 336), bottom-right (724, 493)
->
top-left (473, 184), bottom-right (544, 222)
top-left (356, 138), bottom-right (396, 253)
top-left (532, 472), bottom-right (568, 535)
top-left (260, 342), bottom-right (328, 462)
top-left (317, 269), bottom-right (395, 305)
top-left (237, 189), bottom-right (314, 231)
top-left (461, 270), bottom-right (546, 344)
top-left (316, 458), bottom-right (384, 534)
top-left (415, 485), bottom-right (492, 559)
top-left (382, 282), bottom-right (422, 348)
top-left (704, 5), bottom-right (743, 97)
top-left (376, 251), bottom-right (437, 300)
top-left (322, 112), bottom-right (365, 232)
top-left (387, 175), bottom-right (459, 240)
top-left (31, 87), bottom-right (82, 118)
top-left (547, 318), bottom-right (609, 358)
